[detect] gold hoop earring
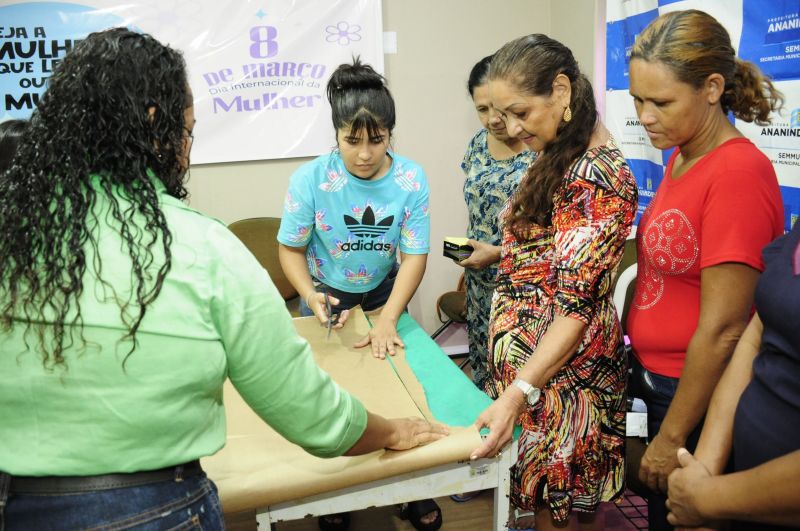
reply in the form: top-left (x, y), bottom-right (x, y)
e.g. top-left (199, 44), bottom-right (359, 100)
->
top-left (563, 106), bottom-right (572, 123)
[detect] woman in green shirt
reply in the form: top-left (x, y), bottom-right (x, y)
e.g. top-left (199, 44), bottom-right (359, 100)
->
top-left (0, 28), bottom-right (445, 530)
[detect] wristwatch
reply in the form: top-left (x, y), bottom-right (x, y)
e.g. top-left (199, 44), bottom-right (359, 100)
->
top-left (512, 378), bottom-right (541, 406)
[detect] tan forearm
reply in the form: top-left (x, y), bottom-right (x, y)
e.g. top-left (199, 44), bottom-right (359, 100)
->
top-left (278, 243), bottom-right (315, 303)
top-left (658, 264), bottom-right (758, 446)
top-left (344, 411), bottom-right (397, 455)
top-left (378, 253), bottom-right (427, 323)
top-left (484, 244), bottom-right (501, 263)
top-left (516, 314), bottom-right (585, 389)
top-left (696, 449), bottom-right (800, 526)
top-left (658, 321), bottom-right (745, 445)
top-left (694, 314), bottom-right (762, 473)
top-left (460, 239), bottom-right (501, 269)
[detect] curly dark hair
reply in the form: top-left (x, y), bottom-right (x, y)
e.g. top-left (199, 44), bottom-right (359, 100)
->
top-left (0, 27), bottom-right (190, 369)
top-left (0, 119), bottom-right (28, 174)
top-left (490, 34), bottom-right (597, 230)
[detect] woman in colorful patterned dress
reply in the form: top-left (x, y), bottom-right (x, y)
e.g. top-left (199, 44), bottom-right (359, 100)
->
top-left (277, 58), bottom-right (441, 531)
top-left (471, 35), bottom-right (637, 531)
top-left (455, 55), bottom-right (536, 390)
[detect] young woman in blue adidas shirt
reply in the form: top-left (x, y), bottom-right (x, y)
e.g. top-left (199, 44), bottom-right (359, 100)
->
top-left (277, 59), bottom-right (439, 531)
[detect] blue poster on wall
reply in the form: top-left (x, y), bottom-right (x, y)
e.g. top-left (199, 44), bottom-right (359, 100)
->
top-left (739, 0), bottom-right (800, 80)
top-left (781, 185), bottom-right (800, 229)
top-left (606, 0), bottom-right (800, 232)
top-left (606, 9), bottom-right (658, 90)
top-left (0, 2), bottom-right (124, 120)
top-left (627, 159), bottom-right (664, 223)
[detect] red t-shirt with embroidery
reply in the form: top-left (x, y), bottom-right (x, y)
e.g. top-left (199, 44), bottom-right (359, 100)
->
top-left (627, 138), bottom-right (784, 378)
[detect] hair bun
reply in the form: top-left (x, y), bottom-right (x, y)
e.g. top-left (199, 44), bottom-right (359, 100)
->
top-left (328, 57), bottom-right (386, 92)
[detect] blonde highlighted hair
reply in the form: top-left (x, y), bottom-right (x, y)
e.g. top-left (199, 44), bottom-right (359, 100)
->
top-left (631, 9), bottom-right (783, 125)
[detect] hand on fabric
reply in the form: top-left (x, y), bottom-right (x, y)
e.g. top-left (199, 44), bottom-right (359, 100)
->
top-left (386, 417), bottom-right (449, 451)
top-left (640, 431), bottom-right (683, 493)
top-left (666, 448), bottom-right (719, 529)
top-left (458, 239), bottom-right (500, 270)
top-left (470, 386), bottom-right (525, 460)
top-left (306, 292), bottom-right (349, 328)
top-left (354, 315), bottom-right (404, 359)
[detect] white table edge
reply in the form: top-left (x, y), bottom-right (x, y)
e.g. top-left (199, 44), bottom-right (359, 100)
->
top-left (255, 440), bottom-right (517, 531)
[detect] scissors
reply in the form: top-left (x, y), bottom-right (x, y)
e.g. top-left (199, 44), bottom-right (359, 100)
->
top-left (324, 291), bottom-right (338, 340)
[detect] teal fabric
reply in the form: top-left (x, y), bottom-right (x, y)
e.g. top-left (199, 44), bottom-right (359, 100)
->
top-left (393, 313), bottom-right (492, 427)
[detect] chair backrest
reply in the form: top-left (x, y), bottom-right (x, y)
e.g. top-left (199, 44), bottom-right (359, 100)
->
top-left (227, 217), bottom-right (298, 302)
top-left (612, 236), bottom-right (638, 331)
top-left (435, 272), bottom-right (467, 323)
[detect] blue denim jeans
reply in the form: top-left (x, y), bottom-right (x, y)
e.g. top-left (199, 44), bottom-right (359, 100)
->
top-left (300, 262), bottom-right (400, 316)
top-left (629, 356), bottom-right (704, 531)
top-left (1, 473), bottom-right (224, 531)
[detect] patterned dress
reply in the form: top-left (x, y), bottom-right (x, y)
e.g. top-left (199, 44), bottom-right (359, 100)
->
top-left (486, 138), bottom-right (636, 522)
top-left (461, 128), bottom-right (537, 389)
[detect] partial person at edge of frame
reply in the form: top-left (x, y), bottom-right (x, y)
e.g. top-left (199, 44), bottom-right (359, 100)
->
top-left (276, 58), bottom-right (441, 531)
top-left (453, 54), bottom-right (536, 392)
top-left (0, 119), bottom-right (28, 175)
top-left (471, 33), bottom-right (637, 531)
top-left (667, 223), bottom-right (800, 529)
top-left (0, 28), bottom-right (447, 531)
top-left (625, 9), bottom-right (784, 531)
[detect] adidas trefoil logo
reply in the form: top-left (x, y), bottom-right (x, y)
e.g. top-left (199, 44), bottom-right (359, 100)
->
top-left (341, 206), bottom-right (394, 252)
top-left (343, 206), bottom-right (394, 238)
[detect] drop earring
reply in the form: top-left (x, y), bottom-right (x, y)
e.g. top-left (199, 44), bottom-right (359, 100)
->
top-left (563, 106), bottom-right (572, 123)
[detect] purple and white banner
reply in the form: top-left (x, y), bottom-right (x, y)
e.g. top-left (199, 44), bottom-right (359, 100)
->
top-left (0, 0), bottom-right (384, 164)
top-left (606, 0), bottom-right (800, 231)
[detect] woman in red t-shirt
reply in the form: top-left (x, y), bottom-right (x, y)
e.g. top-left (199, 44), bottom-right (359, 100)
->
top-left (626, 9), bottom-right (785, 530)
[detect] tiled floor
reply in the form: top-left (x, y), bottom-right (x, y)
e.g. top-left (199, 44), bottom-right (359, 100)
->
top-left (609, 490), bottom-right (649, 531)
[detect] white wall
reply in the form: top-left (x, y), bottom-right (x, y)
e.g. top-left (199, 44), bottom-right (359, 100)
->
top-left (551, 0), bottom-right (606, 118)
top-left (551, 0), bottom-right (599, 81)
top-left (186, 0), bottom-right (596, 333)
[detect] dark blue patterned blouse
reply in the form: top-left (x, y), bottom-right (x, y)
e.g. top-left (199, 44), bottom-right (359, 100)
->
top-left (461, 128), bottom-right (537, 285)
